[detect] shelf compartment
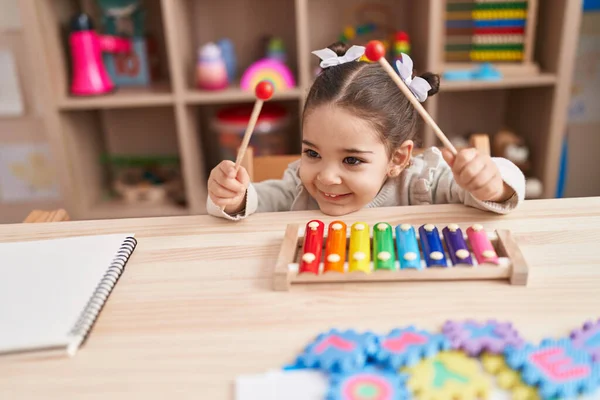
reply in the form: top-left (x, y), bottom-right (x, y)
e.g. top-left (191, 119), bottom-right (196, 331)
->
top-left (436, 87), bottom-right (552, 197)
top-left (58, 106), bottom-right (188, 219)
top-left (437, 90), bottom-right (510, 139)
top-left (307, 0), bottom-right (426, 71)
top-left (170, 0), bottom-right (299, 94)
top-left (37, 0), bottom-right (173, 107)
top-left (440, 73), bottom-right (556, 91)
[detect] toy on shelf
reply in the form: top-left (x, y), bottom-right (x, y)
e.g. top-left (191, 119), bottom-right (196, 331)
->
top-left (102, 154), bottom-right (185, 206)
top-left (338, 22), bottom-right (378, 43)
top-left (240, 58), bottom-right (295, 92)
top-left (492, 129), bottom-right (543, 199)
top-left (442, 62), bottom-right (502, 81)
top-left (265, 36), bottom-right (287, 63)
top-left (338, 3), bottom-right (399, 63)
top-left (196, 42), bottom-right (229, 91)
top-left (104, 35), bottom-right (159, 87)
top-left (97, 0), bottom-right (145, 37)
top-left (273, 220), bottom-right (529, 291)
top-left (443, 0), bottom-right (540, 76)
top-left (236, 318), bottom-right (600, 400)
top-left (393, 31), bottom-right (411, 73)
top-left (211, 102), bottom-right (291, 161)
top-left (240, 36), bottom-right (295, 92)
top-left (68, 13), bottom-right (132, 96)
top-left (216, 38), bottom-right (237, 83)
top-left (97, 0), bottom-right (158, 87)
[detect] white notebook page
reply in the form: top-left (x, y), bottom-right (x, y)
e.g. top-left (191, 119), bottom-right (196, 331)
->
top-left (0, 233), bottom-right (134, 354)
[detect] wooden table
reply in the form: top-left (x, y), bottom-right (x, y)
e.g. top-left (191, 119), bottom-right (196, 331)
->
top-left (2, 197), bottom-right (600, 399)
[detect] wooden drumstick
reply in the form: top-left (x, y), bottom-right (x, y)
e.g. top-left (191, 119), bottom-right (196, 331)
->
top-left (233, 80), bottom-right (275, 170)
top-left (221, 80), bottom-right (274, 211)
top-left (364, 40), bottom-right (457, 155)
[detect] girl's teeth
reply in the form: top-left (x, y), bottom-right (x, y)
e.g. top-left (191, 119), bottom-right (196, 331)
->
top-left (325, 193), bottom-right (337, 198)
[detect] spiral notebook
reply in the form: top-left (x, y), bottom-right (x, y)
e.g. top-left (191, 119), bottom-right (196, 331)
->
top-left (0, 233), bottom-right (137, 357)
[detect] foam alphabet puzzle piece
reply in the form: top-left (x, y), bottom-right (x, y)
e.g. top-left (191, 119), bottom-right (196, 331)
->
top-left (326, 367), bottom-right (411, 400)
top-left (442, 319), bottom-right (525, 356)
top-left (375, 326), bottom-right (450, 369)
top-left (481, 353), bottom-right (541, 400)
top-left (404, 350), bottom-right (491, 400)
top-left (504, 338), bottom-right (600, 399)
top-left (570, 319), bottom-right (600, 362)
top-left (294, 329), bottom-right (379, 373)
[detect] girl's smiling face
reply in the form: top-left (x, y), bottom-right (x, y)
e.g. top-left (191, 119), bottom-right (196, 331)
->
top-left (300, 105), bottom-right (410, 216)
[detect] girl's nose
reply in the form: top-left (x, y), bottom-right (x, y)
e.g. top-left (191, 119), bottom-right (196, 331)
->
top-left (317, 166), bottom-right (342, 186)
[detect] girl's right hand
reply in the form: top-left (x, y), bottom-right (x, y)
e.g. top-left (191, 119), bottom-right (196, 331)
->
top-left (208, 160), bottom-right (250, 214)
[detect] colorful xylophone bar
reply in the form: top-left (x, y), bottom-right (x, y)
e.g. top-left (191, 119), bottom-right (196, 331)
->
top-left (298, 220), bottom-right (500, 275)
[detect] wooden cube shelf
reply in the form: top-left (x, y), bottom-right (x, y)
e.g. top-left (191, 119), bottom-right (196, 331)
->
top-left (2, 0), bottom-right (583, 222)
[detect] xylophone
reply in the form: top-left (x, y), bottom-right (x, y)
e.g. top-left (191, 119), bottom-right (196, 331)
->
top-left (273, 220), bottom-right (528, 291)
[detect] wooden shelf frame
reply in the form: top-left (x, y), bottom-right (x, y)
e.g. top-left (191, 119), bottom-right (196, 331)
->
top-left (5, 0), bottom-right (582, 222)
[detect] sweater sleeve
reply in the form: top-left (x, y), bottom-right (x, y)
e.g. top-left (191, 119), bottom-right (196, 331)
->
top-left (408, 148), bottom-right (525, 214)
top-left (206, 160), bottom-right (301, 221)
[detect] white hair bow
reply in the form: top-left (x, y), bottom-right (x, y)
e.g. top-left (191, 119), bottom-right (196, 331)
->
top-left (312, 45), bottom-right (366, 68)
top-left (395, 53), bottom-right (431, 103)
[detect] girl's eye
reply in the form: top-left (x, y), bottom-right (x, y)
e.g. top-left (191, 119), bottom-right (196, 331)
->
top-left (304, 149), bottom-right (320, 158)
top-left (344, 156), bottom-right (363, 165)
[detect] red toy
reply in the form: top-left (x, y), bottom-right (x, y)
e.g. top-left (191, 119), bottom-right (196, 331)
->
top-left (69, 13), bottom-right (132, 96)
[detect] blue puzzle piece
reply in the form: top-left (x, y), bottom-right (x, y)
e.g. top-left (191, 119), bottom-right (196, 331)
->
top-left (505, 338), bottom-right (600, 399)
top-left (374, 326), bottom-right (450, 369)
top-left (327, 367), bottom-right (411, 400)
top-left (294, 329), bottom-right (379, 373)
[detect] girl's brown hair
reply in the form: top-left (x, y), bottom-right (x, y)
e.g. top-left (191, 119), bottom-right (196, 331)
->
top-left (303, 41), bottom-right (440, 154)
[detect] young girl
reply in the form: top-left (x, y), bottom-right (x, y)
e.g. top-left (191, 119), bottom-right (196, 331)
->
top-left (206, 42), bottom-right (525, 220)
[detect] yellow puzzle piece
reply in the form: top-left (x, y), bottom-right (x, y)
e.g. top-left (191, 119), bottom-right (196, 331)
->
top-left (405, 350), bottom-right (490, 400)
top-left (481, 353), bottom-right (540, 400)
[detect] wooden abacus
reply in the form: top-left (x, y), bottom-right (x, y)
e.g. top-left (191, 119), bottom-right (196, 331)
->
top-left (273, 220), bottom-right (528, 291)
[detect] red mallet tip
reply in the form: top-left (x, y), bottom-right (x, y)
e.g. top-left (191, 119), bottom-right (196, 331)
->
top-left (255, 80), bottom-right (274, 101)
top-left (365, 40), bottom-right (386, 61)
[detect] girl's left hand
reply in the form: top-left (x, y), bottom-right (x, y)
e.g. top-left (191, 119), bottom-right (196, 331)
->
top-left (442, 148), bottom-right (515, 203)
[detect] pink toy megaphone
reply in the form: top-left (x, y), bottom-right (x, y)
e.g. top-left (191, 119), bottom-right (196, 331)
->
top-left (69, 13), bottom-right (132, 96)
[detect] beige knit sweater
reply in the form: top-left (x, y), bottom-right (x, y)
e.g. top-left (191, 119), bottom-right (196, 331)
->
top-left (207, 147), bottom-right (526, 221)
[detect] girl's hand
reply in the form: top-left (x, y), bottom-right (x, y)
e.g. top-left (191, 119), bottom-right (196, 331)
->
top-left (442, 148), bottom-right (515, 203)
top-left (208, 160), bottom-right (250, 214)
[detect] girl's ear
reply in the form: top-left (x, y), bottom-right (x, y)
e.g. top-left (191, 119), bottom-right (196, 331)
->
top-left (387, 140), bottom-right (413, 178)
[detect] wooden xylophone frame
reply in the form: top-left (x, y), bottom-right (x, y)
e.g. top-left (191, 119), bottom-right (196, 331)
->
top-left (273, 223), bottom-right (529, 291)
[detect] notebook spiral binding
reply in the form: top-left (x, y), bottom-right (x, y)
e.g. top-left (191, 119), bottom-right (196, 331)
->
top-left (67, 236), bottom-right (137, 355)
